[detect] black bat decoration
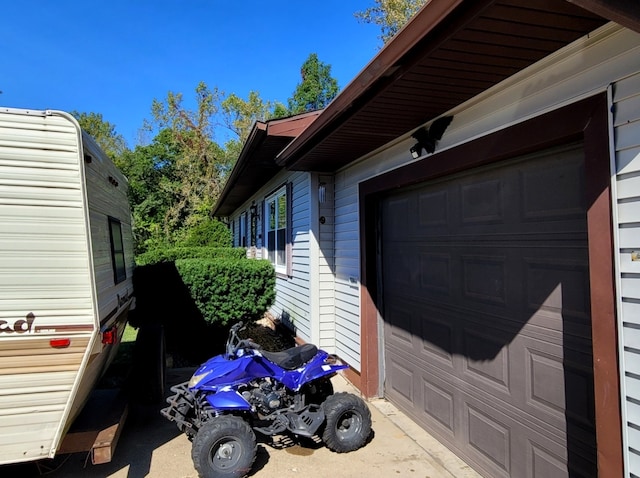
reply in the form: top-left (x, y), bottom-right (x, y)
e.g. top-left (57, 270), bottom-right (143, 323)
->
top-left (411, 115), bottom-right (453, 155)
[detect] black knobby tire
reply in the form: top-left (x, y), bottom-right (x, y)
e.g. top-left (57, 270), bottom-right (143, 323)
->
top-left (321, 392), bottom-right (372, 453)
top-left (191, 416), bottom-right (257, 478)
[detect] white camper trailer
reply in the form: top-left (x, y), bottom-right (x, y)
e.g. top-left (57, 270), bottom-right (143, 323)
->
top-left (0, 107), bottom-right (134, 465)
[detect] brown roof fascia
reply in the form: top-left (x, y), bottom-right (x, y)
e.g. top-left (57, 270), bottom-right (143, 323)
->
top-left (274, 0), bottom-right (467, 168)
top-left (212, 111), bottom-right (321, 217)
top-left (275, 0), bottom-right (639, 171)
top-left (267, 110), bottom-right (320, 137)
top-left (567, 0), bottom-right (640, 33)
top-left (213, 121), bottom-right (267, 216)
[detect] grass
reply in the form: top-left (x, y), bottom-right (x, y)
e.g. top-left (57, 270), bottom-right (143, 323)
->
top-left (122, 323), bottom-right (138, 343)
top-left (110, 323), bottom-right (138, 368)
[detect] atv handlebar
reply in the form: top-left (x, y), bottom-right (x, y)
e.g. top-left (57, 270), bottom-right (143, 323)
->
top-left (226, 321), bottom-right (261, 357)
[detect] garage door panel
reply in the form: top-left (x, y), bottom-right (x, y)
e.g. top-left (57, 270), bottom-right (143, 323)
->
top-left (382, 196), bottom-right (412, 240)
top-left (465, 403), bottom-right (511, 476)
top-left (461, 328), bottom-right (510, 392)
top-left (381, 143), bottom-right (596, 477)
top-left (385, 302), bottom-right (415, 347)
top-left (422, 376), bottom-right (456, 432)
top-left (416, 309), bottom-right (455, 365)
top-left (386, 355), bottom-right (415, 404)
top-left (519, 153), bottom-right (586, 224)
top-left (523, 345), bottom-right (567, 419)
top-left (386, 299), bottom-right (456, 367)
top-left (461, 254), bottom-right (508, 306)
top-left (419, 252), bottom-right (453, 296)
top-left (523, 255), bottom-right (591, 337)
top-left (383, 249), bottom-right (414, 292)
top-left (529, 443), bottom-right (569, 478)
top-left (460, 177), bottom-right (506, 226)
top-left (418, 188), bottom-right (449, 231)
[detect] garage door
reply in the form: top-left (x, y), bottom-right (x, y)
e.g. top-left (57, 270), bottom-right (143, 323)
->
top-left (381, 144), bottom-right (596, 477)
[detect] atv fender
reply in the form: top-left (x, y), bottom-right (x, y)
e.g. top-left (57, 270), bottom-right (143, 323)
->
top-left (205, 389), bottom-right (251, 410)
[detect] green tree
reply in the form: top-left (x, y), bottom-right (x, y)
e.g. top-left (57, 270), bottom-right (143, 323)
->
top-left (220, 92), bottom-right (290, 164)
top-left (147, 82), bottom-right (227, 236)
top-left (355, 0), bottom-right (426, 44)
top-left (221, 90), bottom-right (273, 144)
top-left (114, 129), bottom-right (180, 253)
top-left (71, 111), bottom-right (128, 160)
top-left (271, 102), bottom-right (290, 119)
top-left (288, 53), bottom-right (339, 114)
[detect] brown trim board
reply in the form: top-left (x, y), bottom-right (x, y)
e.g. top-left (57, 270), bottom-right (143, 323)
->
top-left (358, 93), bottom-right (622, 477)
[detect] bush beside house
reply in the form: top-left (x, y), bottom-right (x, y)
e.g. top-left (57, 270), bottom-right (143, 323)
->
top-left (135, 246), bottom-right (246, 266)
top-left (175, 258), bottom-right (275, 327)
top-left (131, 248), bottom-right (276, 363)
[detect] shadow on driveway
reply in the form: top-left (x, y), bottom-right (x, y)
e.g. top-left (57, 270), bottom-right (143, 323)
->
top-left (0, 368), bottom-right (196, 478)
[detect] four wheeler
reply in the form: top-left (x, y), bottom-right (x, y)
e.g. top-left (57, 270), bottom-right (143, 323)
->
top-left (161, 321), bottom-right (372, 478)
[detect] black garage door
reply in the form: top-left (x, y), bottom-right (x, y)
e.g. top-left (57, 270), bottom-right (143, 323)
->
top-left (381, 144), bottom-right (596, 477)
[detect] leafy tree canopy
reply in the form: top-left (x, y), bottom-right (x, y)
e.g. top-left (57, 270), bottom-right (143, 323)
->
top-left (76, 52), bottom-right (344, 256)
top-left (288, 53), bottom-right (339, 114)
top-left (72, 111), bottom-right (128, 160)
top-left (355, 0), bottom-right (426, 44)
top-left (222, 90), bottom-right (274, 144)
top-left (145, 82), bottom-right (227, 235)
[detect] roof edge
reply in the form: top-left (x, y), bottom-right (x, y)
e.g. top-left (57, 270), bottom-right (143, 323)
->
top-left (567, 0), bottom-right (640, 33)
top-left (213, 111), bottom-right (322, 216)
top-left (275, 0), bottom-right (466, 167)
top-left (213, 122), bottom-right (267, 216)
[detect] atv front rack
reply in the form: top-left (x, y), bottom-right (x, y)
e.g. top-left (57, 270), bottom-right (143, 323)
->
top-left (161, 382), bottom-right (197, 435)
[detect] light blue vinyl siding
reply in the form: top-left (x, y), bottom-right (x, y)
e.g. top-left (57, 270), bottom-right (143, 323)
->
top-left (612, 71), bottom-right (640, 478)
top-left (272, 172), bottom-right (312, 342)
top-left (230, 171), bottom-right (313, 342)
top-left (317, 174), bottom-right (336, 350)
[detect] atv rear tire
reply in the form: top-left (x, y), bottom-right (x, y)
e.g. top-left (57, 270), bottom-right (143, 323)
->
top-left (322, 392), bottom-right (371, 453)
top-left (191, 416), bottom-right (257, 478)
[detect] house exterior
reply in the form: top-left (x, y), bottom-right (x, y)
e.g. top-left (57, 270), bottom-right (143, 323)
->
top-left (214, 1), bottom-right (640, 477)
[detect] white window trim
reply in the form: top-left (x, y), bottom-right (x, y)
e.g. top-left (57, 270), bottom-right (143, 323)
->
top-left (239, 212), bottom-right (247, 248)
top-left (265, 186), bottom-right (288, 275)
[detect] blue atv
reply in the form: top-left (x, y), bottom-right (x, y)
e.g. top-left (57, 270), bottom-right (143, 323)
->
top-left (161, 321), bottom-right (372, 478)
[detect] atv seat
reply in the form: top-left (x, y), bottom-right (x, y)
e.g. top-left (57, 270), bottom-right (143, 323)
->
top-left (261, 344), bottom-right (318, 370)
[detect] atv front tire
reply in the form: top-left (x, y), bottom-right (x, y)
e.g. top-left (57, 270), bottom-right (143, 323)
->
top-left (322, 392), bottom-right (372, 453)
top-left (191, 416), bottom-right (257, 478)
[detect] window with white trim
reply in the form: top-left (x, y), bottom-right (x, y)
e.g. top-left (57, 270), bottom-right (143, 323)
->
top-left (265, 186), bottom-right (288, 274)
top-left (108, 217), bottom-right (126, 284)
top-left (239, 212), bottom-right (248, 247)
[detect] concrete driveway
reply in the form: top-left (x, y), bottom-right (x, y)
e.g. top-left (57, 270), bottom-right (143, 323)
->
top-left (4, 368), bottom-right (480, 478)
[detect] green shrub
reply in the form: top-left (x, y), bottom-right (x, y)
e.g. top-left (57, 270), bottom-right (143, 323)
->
top-left (135, 246), bottom-right (246, 266)
top-left (131, 257), bottom-right (276, 362)
top-left (181, 218), bottom-right (232, 247)
top-left (175, 258), bottom-right (275, 326)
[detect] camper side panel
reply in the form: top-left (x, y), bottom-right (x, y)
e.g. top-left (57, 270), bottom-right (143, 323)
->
top-left (0, 110), bottom-right (96, 464)
top-left (83, 134), bottom-right (134, 324)
top-left (61, 133), bottom-right (135, 424)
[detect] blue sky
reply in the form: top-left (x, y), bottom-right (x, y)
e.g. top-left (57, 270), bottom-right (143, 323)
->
top-left (2, 1), bottom-right (380, 147)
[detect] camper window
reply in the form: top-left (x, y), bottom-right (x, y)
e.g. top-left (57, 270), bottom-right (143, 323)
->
top-left (108, 217), bottom-right (126, 284)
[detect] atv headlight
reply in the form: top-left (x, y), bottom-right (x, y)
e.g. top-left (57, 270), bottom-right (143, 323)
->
top-left (188, 370), bottom-right (212, 388)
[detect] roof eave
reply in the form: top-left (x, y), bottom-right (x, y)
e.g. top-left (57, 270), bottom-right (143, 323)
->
top-left (275, 0), bottom-right (638, 172)
top-left (213, 112), bottom-right (321, 217)
top-left (275, 0), bottom-right (466, 168)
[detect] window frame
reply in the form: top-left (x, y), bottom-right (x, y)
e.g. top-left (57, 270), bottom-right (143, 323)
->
top-left (239, 211), bottom-right (248, 247)
top-left (108, 217), bottom-right (126, 284)
top-left (264, 184), bottom-right (291, 276)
